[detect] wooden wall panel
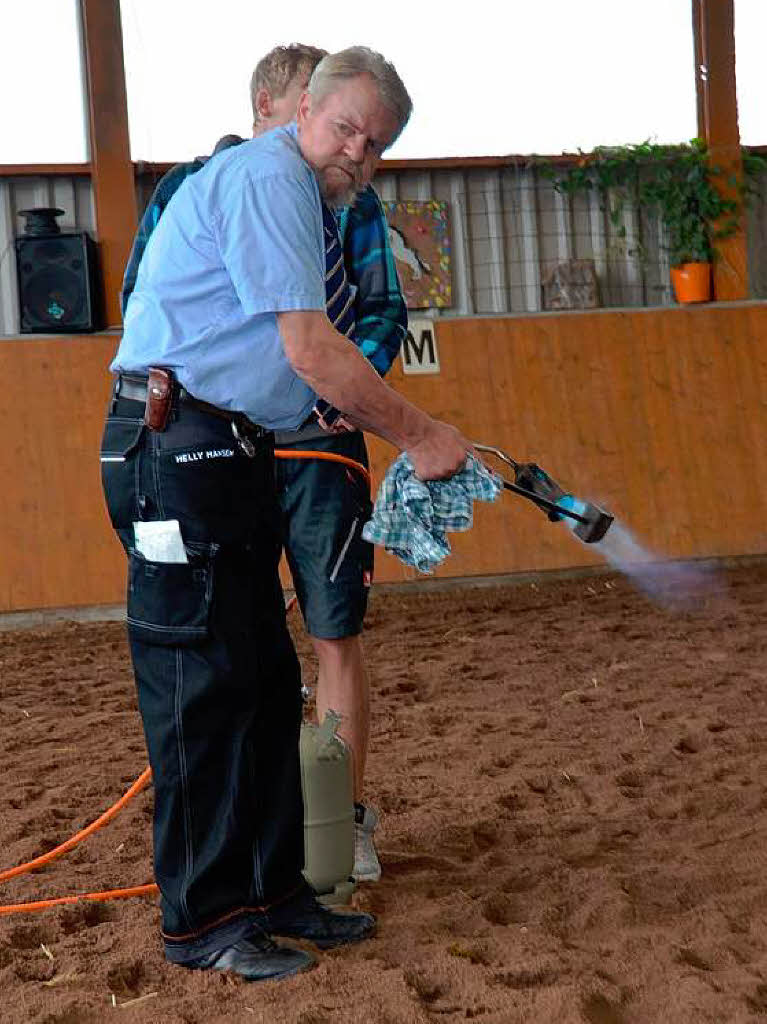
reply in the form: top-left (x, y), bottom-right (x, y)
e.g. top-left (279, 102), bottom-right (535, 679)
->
top-left (0, 336), bottom-right (123, 611)
top-left (2, 304), bottom-right (767, 613)
top-left (740, 308), bottom-right (767, 520)
top-left (364, 305), bottom-right (767, 585)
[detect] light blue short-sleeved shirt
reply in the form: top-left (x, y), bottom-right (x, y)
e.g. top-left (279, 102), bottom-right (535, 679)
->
top-left (111, 125), bottom-right (326, 430)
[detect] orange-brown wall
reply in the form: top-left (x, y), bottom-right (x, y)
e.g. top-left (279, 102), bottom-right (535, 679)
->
top-left (0, 335), bottom-right (124, 611)
top-left (2, 303), bottom-right (766, 612)
top-left (368, 304), bottom-right (767, 584)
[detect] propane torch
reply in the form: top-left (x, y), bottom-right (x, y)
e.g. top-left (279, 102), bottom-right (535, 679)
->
top-left (474, 444), bottom-right (614, 545)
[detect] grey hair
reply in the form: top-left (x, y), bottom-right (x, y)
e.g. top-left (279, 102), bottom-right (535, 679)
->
top-left (307, 46), bottom-right (412, 148)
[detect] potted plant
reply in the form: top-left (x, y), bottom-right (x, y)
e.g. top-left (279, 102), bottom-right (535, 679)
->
top-left (541, 139), bottom-right (762, 304)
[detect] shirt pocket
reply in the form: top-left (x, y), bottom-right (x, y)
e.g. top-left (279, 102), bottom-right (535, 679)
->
top-left (126, 541), bottom-right (217, 647)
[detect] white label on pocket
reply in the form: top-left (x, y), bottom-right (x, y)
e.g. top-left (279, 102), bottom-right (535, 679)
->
top-left (133, 520), bottom-right (189, 564)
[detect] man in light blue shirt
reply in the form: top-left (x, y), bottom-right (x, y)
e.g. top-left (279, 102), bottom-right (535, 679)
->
top-left (114, 123), bottom-right (325, 431)
top-left (101, 46), bottom-right (470, 984)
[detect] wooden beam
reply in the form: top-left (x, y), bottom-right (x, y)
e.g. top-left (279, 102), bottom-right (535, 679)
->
top-left (79, 0), bottom-right (137, 328)
top-left (692, 0), bottom-right (747, 300)
top-left (692, 0), bottom-right (706, 140)
top-left (134, 152), bottom-right (582, 180)
top-left (0, 164), bottom-right (91, 178)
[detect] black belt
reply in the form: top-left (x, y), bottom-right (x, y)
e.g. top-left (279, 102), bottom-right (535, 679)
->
top-left (114, 373), bottom-right (269, 438)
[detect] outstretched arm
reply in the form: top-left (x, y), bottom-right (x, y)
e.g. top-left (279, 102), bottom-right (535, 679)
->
top-left (278, 310), bottom-right (469, 481)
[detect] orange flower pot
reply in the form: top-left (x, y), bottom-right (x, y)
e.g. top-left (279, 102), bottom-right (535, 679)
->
top-left (670, 262), bottom-right (711, 303)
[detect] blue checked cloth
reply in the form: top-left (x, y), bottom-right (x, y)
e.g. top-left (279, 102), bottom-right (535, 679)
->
top-left (362, 453), bottom-right (503, 573)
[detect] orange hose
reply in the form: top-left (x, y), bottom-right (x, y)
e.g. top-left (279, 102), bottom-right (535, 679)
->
top-left (0, 769), bottom-right (156, 916)
top-left (273, 448), bottom-right (371, 490)
top-left (0, 884), bottom-right (159, 917)
top-left (0, 768), bottom-right (152, 885)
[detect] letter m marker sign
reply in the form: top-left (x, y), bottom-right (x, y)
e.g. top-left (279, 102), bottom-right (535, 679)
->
top-left (400, 317), bottom-right (440, 375)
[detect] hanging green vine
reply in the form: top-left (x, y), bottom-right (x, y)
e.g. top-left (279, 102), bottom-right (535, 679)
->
top-left (539, 139), bottom-right (765, 267)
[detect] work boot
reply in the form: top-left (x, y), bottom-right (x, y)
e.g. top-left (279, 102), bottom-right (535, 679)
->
top-left (266, 881), bottom-right (376, 949)
top-left (352, 802), bottom-right (382, 883)
top-left (181, 933), bottom-right (315, 982)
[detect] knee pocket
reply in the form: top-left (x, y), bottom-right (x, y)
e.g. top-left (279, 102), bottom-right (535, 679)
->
top-left (127, 541), bottom-right (218, 646)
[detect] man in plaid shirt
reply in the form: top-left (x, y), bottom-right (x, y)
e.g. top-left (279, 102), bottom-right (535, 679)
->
top-left (122, 43), bottom-right (406, 885)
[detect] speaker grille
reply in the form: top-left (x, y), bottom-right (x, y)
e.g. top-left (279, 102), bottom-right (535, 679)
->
top-left (24, 267), bottom-right (87, 326)
top-left (32, 240), bottom-right (71, 265)
top-left (15, 233), bottom-right (102, 333)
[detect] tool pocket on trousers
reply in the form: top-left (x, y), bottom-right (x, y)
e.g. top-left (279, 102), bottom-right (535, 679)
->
top-left (100, 417), bottom-right (145, 529)
top-left (126, 542), bottom-right (217, 646)
top-left (100, 416), bottom-right (145, 460)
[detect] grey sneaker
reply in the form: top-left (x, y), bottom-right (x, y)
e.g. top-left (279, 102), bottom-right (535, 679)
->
top-left (266, 881), bottom-right (376, 949)
top-left (353, 803), bottom-right (381, 882)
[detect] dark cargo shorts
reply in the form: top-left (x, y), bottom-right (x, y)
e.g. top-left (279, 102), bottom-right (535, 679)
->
top-left (274, 430), bottom-right (374, 639)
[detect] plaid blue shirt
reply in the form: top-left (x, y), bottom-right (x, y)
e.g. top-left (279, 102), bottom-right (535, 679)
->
top-left (122, 135), bottom-right (406, 378)
top-left (336, 189), bottom-right (406, 376)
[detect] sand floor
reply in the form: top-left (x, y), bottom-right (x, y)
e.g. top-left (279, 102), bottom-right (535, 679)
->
top-left (2, 562), bottom-right (767, 1023)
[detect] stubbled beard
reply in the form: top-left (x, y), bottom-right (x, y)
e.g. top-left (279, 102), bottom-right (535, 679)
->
top-left (318, 170), bottom-right (362, 210)
top-left (338, 190), bottom-right (361, 211)
top-left (329, 187), bottom-right (362, 211)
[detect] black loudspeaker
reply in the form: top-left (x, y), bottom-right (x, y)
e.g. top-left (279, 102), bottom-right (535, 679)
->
top-left (14, 209), bottom-right (103, 333)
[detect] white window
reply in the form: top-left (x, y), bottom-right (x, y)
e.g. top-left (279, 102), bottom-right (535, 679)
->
top-left (0, 0), bottom-right (88, 163)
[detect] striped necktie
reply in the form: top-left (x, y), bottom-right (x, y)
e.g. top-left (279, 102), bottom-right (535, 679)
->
top-left (322, 202), bottom-right (356, 338)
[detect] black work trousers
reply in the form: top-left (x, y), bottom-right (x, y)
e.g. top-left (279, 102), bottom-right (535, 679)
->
top-left (100, 396), bottom-right (304, 962)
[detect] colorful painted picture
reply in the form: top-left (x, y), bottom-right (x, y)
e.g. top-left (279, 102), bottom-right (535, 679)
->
top-left (382, 200), bottom-right (452, 309)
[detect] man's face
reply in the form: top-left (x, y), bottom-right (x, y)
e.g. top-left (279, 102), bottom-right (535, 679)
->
top-left (296, 74), bottom-right (399, 207)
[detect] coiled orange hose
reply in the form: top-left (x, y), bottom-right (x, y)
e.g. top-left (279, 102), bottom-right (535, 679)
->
top-left (0, 769), bottom-right (156, 915)
top-left (0, 768), bottom-right (153, 885)
top-left (0, 884), bottom-right (159, 917)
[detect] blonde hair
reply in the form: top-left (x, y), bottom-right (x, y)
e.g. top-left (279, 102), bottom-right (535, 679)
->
top-left (250, 43), bottom-right (327, 123)
top-left (308, 46), bottom-right (412, 147)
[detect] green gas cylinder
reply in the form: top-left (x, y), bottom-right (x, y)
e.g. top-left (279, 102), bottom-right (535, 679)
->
top-left (300, 710), bottom-right (356, 905)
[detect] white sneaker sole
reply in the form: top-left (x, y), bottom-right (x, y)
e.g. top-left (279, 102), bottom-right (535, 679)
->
top-left (353, 830), bottom-right (381, 883)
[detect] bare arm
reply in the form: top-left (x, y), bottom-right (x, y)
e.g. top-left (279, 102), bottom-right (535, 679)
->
top-left (278, 310), bottom-right (470, 480)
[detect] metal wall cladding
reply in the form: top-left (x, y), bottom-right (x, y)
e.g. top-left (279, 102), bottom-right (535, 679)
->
top-left (375, 164), bottom-right (677, 315)
top-left (379, 163), bottom-right (767, 311)
top-left (0, 175), bottom-right (94, 335)
top-left (3, 163), bottom-right (767, 335)
top-left (746, 174), bottom-right (767, 299)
